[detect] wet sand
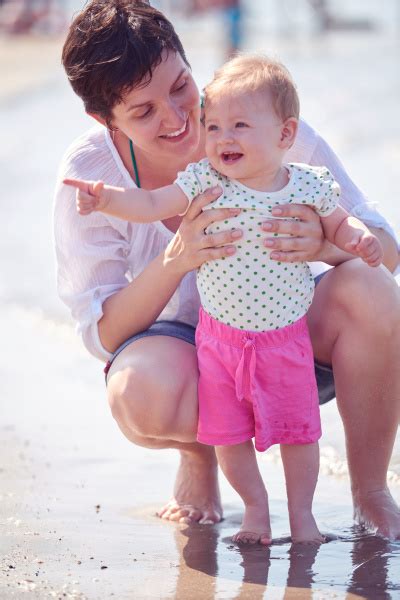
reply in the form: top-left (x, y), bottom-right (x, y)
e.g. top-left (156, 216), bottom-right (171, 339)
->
top-left (1, 3), bottom-right (400, 599)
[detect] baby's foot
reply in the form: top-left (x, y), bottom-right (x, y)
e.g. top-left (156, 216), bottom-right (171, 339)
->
top-left (289, 509), bottom-right (325, 544)
top-left (232, 504), bottom-right (271, 545)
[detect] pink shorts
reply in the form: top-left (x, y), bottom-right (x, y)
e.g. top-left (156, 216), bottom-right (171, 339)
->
top-left (196, 308), bottom-right (321, 452)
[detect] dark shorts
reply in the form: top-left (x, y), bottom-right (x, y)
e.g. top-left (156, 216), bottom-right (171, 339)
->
top-left (104, 273), bottom-right (335, 405)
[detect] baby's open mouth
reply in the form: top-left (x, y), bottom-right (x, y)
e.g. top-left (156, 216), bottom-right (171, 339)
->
top-left (221, 151), bottom-right (243, 164)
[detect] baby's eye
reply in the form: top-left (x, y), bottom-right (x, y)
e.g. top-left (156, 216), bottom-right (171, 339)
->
top-left (235, 122), bottom-right (248, 128)
top-left (207, 124), bottom-right (218, 132)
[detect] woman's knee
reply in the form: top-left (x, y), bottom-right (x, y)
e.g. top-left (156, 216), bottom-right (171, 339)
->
top-left (326, 261), bottom-right (399, 332)
top-left (106, 346), bottom-right (198, 439)
top-left (107, 364), bottom-right (144, 427)
top-left (309, 262), bottom-right (400, 363)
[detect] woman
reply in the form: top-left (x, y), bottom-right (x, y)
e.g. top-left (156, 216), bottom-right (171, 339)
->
top-left (55, 0), bottom-right (400, 537)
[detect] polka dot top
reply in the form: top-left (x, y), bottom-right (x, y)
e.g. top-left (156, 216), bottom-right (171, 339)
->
top-left (175, 159), bottom-right (340, 331)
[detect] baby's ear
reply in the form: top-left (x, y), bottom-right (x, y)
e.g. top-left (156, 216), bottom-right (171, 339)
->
top-left (279, 118), bottom-right (298, 149)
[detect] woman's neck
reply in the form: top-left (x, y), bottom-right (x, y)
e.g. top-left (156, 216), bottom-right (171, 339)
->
top-left (113, 129), bottom-right (205, 190)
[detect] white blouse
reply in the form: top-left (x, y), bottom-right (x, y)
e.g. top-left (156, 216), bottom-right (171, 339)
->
top-left (53, 120), bottom-right (397, 361)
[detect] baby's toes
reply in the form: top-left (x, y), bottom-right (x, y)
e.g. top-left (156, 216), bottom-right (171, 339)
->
top-left (259, 533), bottom-right (272, 545)
top-left (232, 531), bottom-right (260, 545)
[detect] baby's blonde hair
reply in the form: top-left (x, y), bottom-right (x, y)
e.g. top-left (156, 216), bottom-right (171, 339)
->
top-left (203, 53), bottom-right (300, 121)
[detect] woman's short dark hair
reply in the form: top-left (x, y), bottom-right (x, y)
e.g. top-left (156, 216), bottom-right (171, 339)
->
top-left (62, 0), bottom-right (189, 123)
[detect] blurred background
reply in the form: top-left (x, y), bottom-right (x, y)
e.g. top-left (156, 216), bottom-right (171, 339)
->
top-left (1, 1), bottom-right (399, 598)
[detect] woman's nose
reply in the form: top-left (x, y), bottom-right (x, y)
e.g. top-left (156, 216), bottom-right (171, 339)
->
top-left (161, 101), bottom-right (186, 128)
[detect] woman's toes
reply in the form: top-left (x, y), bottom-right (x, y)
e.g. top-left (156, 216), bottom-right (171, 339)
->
top-left (178, 516), bottom-right (192, 524)
top-left (199, 509), bottom-right (222, 525)
top-left (169, 510), bottom-right (188, 522)
top-left (186, 508), bottom-right (203, 522)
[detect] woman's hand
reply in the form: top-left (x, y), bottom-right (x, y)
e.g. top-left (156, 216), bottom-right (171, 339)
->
top-left (165, 186), bottom-right (243, 274)
top-left (261, 204), bottom-right (325, 263)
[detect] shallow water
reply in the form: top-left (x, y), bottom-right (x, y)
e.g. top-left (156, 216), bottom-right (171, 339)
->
top-left (1, 1), bottom-right (399, 598)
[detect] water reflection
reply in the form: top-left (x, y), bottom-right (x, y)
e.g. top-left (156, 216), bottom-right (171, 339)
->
top-left (177, 522), bottom-right (219, 599)
top-left (346, 529), bottom-right (400, 600)
top-left (172, 521), bottom-right (400, 599)
top-left (283, 543), bottom-right (319, 600)
top-left (174, 522), bottom-right (320, 599)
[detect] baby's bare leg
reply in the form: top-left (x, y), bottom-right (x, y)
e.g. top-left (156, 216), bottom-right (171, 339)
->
top-left (280, 442), bottom-right (324, 544)
top-left (216, 441), bottom-right (271, 545)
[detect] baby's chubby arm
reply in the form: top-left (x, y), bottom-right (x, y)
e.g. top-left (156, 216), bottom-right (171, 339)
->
top-left (63, 178), bottom-right (190, 223)
top-left (321, 206), bottom-right (383, 267)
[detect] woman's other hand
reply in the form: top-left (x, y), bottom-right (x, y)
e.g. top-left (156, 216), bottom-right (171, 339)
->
top-left (261, 204), bottom-right (325, 263)
top-left (165, 186), bottom-right (243, 274)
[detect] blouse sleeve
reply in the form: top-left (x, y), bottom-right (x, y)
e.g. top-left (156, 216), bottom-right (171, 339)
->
top-left (309, 133), bottom-right (398, 243)
top-left (54, 139), bottom-right (133, 361)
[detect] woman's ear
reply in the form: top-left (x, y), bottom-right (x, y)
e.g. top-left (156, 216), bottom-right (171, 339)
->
top-left (279, 117), bottom-right (298, 150)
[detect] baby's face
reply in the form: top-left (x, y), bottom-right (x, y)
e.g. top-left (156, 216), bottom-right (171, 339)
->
top-left (204, 90), bottom-right (286, 184)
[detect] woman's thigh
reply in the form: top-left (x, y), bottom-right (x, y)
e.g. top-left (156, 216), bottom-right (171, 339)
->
top-left (107, 335), bottom-right (199, 441)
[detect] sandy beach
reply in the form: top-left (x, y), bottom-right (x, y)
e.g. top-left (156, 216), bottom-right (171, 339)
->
top-left (1, 305), bottom-right (399, 599)
top-left (1, 1), bottom-right (399, 598)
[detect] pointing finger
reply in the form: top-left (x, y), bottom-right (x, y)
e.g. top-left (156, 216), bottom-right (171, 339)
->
top-left (63, 178), bottom-right (91, 192)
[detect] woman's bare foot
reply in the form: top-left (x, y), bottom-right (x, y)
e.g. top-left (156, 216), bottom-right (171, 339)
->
top-left (289, 509), bottom-right (325, 544)
top-left (354, 487), bottom-right (400, 540)
top-left (157, 446), bottom-right (222, 524)
top-left (232, 504), bottom-right (272, 545)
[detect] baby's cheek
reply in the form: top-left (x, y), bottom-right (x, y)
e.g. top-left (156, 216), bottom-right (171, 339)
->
top-left (204, 136), bottom-right (214, 155)
top-left (205, 146), bottom-right (219, 170)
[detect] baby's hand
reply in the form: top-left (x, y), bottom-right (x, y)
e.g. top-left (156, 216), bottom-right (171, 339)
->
top-left (345, 230), bottom-right (383, 267)
top-left (63, 178), bottom-right (109, 215)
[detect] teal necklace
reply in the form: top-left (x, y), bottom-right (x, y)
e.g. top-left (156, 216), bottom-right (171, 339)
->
top-left (129, 139), bottom-right (141, 188)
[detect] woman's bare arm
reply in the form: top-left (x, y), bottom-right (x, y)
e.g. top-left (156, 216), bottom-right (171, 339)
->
top-left (98, 188), bottom-right (243, 352)
top-left (98, 249), bottom-right (188, 352)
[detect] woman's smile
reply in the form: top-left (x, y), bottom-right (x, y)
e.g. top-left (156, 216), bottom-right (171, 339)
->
top-left (160, 117), bottom-right (189, 142)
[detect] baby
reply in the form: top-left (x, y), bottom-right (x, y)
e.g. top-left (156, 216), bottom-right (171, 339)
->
top-left (65, 54), bottom-right (383, 545)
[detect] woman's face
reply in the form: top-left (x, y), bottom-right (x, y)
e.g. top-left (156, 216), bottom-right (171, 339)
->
top-left (111, 51), bottom-right (201, 161)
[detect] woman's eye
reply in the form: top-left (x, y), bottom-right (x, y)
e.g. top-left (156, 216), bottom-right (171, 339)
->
top-left (134, 107), bottom-right (152, 119)
top-left (235, 122), bottom-right (248, 128)
top-left (174, 80), bottom-right (187, 93)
